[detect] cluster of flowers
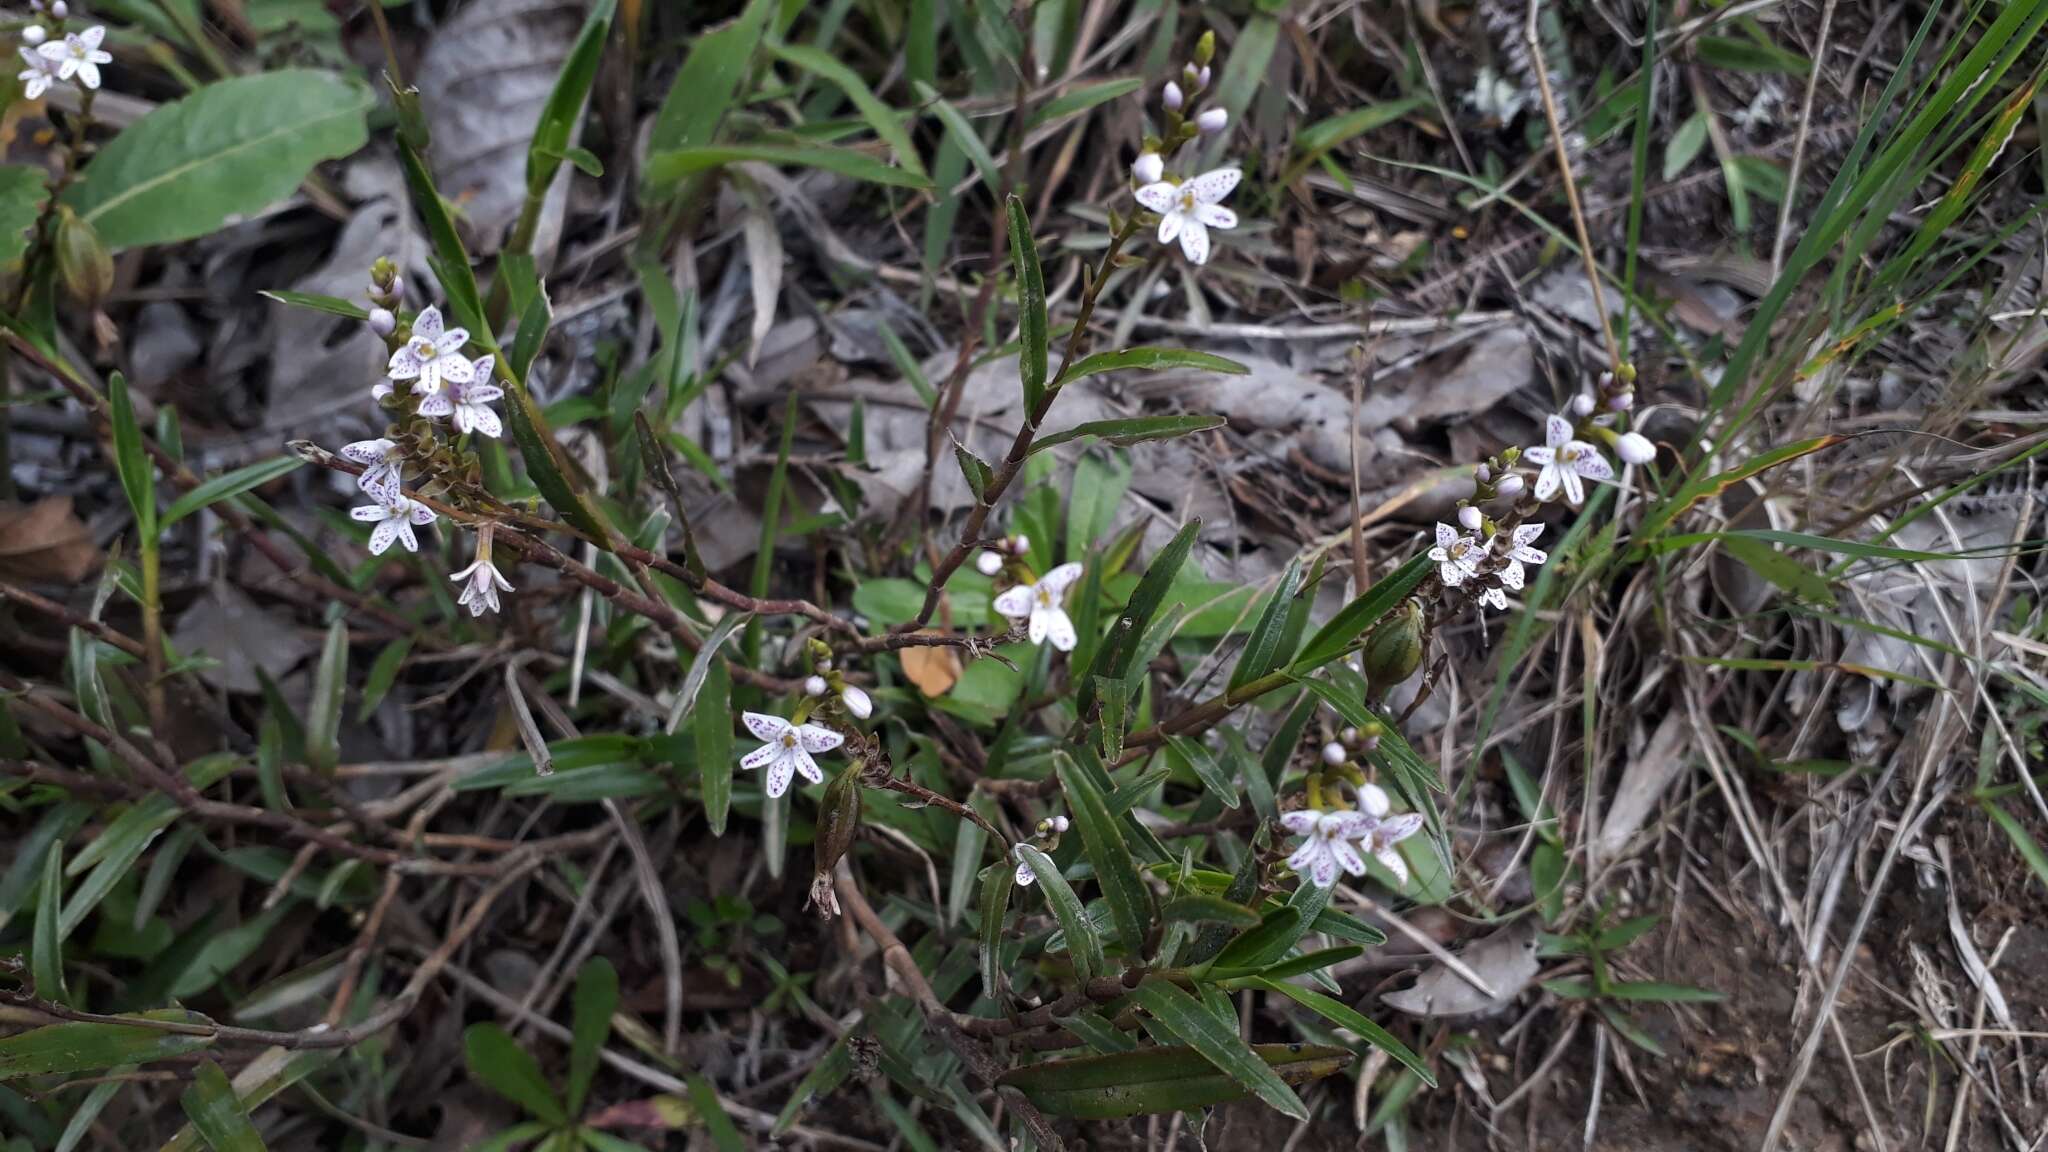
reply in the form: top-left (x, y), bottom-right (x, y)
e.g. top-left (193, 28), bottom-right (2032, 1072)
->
top-left (17, 2), bottom-right (110, 99)
top-left (336, 279), bottom-right (513, 616)
top-left (1127, 37), bottom-right (1242, 267)
top-left (1284, 784), bottom-right (1424, 890)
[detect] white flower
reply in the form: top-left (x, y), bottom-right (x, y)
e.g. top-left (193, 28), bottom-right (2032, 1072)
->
top-left (416, 355), bottom-right (503, 438)
top-left (340, 437), bottom-right (403, 498)
top-left (371, 379), bottom-right (394, 402)
top-left (992, 561), bottom-right (1083, 651)
top-left (1616, 431), bottom-right (1656, 466)
top-left (1196, 108), bottom-right (1228, 134)
top-left (1012, 844), bottom-right (1041, 887)
top-left (1491, 523), bottom-right (1547, 592)
top-left (1133, 167), bottom-right (1241, 266)
top-left (1476, 585), bottom-right (1508, 612)
top-left (449, 524), bottom-right (513, 617)
top-left (385, 306), bottom-right (473, 395)
top-left (1358, 812), bottom-right (1424, 887)
top-left (841, 684), bottom-right (872, 720)
top-left (975, 550), bottom-right (1004, 576)
top-left (739, 712), bottom-right (842, 798)
top-left (1523, 414), bottom-right (1614, 506)
top-left (17, 47), bottom-right (52, 99)
top-left (1466, 66), bottom-right (1528, 122)
top-left (350, 494), bottom-right (436, 555)
top-left (1132, 151), bottom-right (1163, 185)
top-left (21, 25), bottom-right (45, 47)
top-left (37, 26), bottom-right (107, 89)
top-left (1282, 809), bottom-right (1373, 889)
top-left (1428, 522), bottom-right (1483, 587)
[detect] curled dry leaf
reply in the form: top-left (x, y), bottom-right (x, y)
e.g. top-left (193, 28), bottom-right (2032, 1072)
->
top-left (1381, 920), bottom-right (1540, 1018)
top-left (0, 497), bottom-right (101, 583)
top-left (900, 641), bottom-right (963, 696)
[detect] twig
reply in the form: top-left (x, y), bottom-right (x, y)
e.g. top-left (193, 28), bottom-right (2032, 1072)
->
top-left (1525, 1), bottom-right (1623, 372)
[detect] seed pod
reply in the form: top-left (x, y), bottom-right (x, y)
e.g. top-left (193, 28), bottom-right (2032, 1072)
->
top-left (53, 208), bottom-right (112, 308)
top-left (1361, 599), bottom-right (1425, 697)
top-left (807, 761), bottom-right (863, 919)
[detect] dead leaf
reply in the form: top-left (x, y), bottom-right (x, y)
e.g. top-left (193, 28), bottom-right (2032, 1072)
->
top-left (0, 497), bottom-right (101, 583)
top-left (1381, 921), bottom-right (1540, 1018)
top-left (585, 1096), bottom-right (698, 1131)
top-left (171, 582), bottom-right (319, 694)
top-left (901, 642), bottom-right (962, 696)
top-left (738, 177), bottom-right (783, 369)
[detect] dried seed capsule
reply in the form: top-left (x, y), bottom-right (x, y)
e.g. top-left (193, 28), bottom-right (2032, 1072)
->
top-left (54, 207), bottom-right (112, 308)
top-left (808, 761), bottom-right (863, 919)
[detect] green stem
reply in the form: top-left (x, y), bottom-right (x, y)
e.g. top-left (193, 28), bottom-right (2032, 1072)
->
top-left (140, 535), bottom-right (165, 735)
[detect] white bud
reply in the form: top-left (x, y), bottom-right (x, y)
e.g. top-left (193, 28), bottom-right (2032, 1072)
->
top-left (1616, 431), bottom-right (1656, 466)
top-left (1320, 741), bottom-right (1347, 767)
top-left (1358, 731), bottom-right (1381, 753)
top-left (1163, 81), bottom-right (1184, 111)
top-left (1570, 393), bottom-right (1596, 417)
top-left (1473, 463), bottom-right (1490, 483)
top-left (1197, 65), bottom-right (1212, 88)
top-left (975, 550), bottom-right (1004, 576)
top-left (817, 657), bottom-right (833, 671)
top-left (804, 675), bottom-right (828, 697)
top-left (1495, 473), bottom-right (1526, 498)
top-left (367, 307), bottom-right (396, 337)
top-left (1196, 108), bottom-right (1228, 134)
top-left (21, 25), bottom-right (46, 45)
top-left (1358, 782), bottom-right (1391, 818)
top-left (841, 684), bottom-right (872, 720)
top-left (1609, 390), bottom-right (1635, 411)
top-left (1458, 506), bottom-right (1482, 532)
top-left (1052, 815), bottom-right (1070, 833)
top-left (1010, 533), bottom-right (1030, 555)
top-left (1132, 151), bottom-right (1164, 185)
top-left (49, 1), bottom-right (65, 18)
top-left (1340, 727), bottom-right (1358, 744)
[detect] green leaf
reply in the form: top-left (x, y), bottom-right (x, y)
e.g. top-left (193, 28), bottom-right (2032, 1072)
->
top-left (953, 442), bottom-right (994, 501)
top-left (61, 799), bottom-right (177, 939)
top-left (568, 957), bottom-right (618, 1115)
top-left (770, 43), bottom-right (926, 179)
top-left (915, 83), bottom-right (1001, 188)
top-left (1293, 96), bottom-right (1426, 156)
top-left (527, 0), bottom-right (615, 198)
top-left (33, 840), bottom-right (66, 1004)
top-left (1081, 519), bottom-right (1199, 707)
top-left (1230, 559), bottom-right (1306, 692)
top-left (0, 1010), bottom-right (216, 1079)
top-left (645, 144), bottom-right (931, 189)
top-left (1004, 195), bottom-right (1048, 412)
top-left (1985, 800), bottom-right (2048, 892)
top-left (65, 71), bottom-right (371, 250)
top-left (179, 1060), bottom-right (266, 1152)
top-left (1252, 977), bottom-right (1434, 1085)
top-left (1291, 552), bottom-right (1431, 672)
top-left (1159, 894), bottom-right (1260, 927)
top-left (1029, 79), bottom-right (1143, 128)
top-left (773, 1035), bottom-right (852, 1135)
top-left (397, 137), bottom-right (486, 334)
top-left (978, 860), bottom-right (1015, 1000)
top-left (1663, 109), bottom-right (1709, 180)
top-left (107, 373), bottom-right (155, 536)
top-left (163, 457), bottom-right (302, 527)
top-left (1128, 980), bottom-right (1309, 1119)
top-left (648, 0), bottom-right (774, 156)
top-left (1165, 734), bottom-right (1238, 809)
top-left (257, 290), bottom-right (369, 321)
top-left (1028, 414), bottom-right (1227, 456)
top-left (0, 165), bottom-right (48, 267)
top-left (464, 1023), bottom-right (567, 1125)
top-left (1694, 35), bottom-right (1810, 74)
top-left (356, 635), bottom-right (412, 723)
top-left (304, 619), bottom-right (346, 775)
top-left (1211, 906), bottom-right (1302, 971)
top-left (1055, 753), bottom-right (1152, 959)
top-left (1060, 347), bottom-right (1249, 384)
top-left (999, 1043), bottom-right (1348, 1119)
top-left (695, 658), bottom-right (735, 834)
top-left (1015, 844), bottom-right (1101, 983)
top-left (1719, 535), bottom-right (1835, 605)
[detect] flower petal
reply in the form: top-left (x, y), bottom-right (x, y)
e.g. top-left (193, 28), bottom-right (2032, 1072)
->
top-left (1027, 609), bottom-right (1049, 646)
top-left (1186, 167), bottom-right (1242, 204)
top-left (1133, 181), bottom-right (1178, 214)
top-left (1287, 840), bottom-right (1322, 872)
top-left (1514, 523), bottom-right (1545, 547)
top-left (992, 584), bottom-right (1036, 620)
top-left (412, 306), bottom-right (443, 342)
top-left (1375, 847), bottom-right (1410, 887)
top-left (386, 348), bottom-right (424, 378)
top-left (1521, 446), bottom-right (1553, 466)
top-left (1331, 838), bottom-right (1368, 876)
top-left (791, 747), bottom-right (824, 786)
top-left (1311, 855), bottom-right (1337, 889)
top-left (765, 755), bottom-right (795, 798)
top-left (798, 724), bottom-right (843, 754)
top-left (417, 393), bottom-right (453, 418)
top-left (741, 712), bottom-right (787, 742)
top-left (438, 355), bottom-right (476, 385)
top-left (1015, 859), bottom-right (1037, 886)
top-left (1532, 464), bottom-right (1562, 502)
top-left (1572, 447), bottom-right (1614, 482)
top-left (1435, 523), bottom-right (1460, 549)
top-left (1545, 413), bottom-right (1572, 448)
top-left (740, 743), bottom-right (781, 771)
top-left (368, 518), bottom-right (401, 555)
top-left (350, 504), bottom-right (388, 522)
top-left (1039, 562), bottom-right (1084, 595)
top-left (1561, 468), bottom-right (1584, 506)
top-left (465, 383), bottom-right (504, 404)
top-left (1280, 810), bottom-right (1320, 835)
top-left (340, 439), bottom-right (391, 464)
top-left (1497, 559), bottom-right (1525, 590)
top-left (436, 328), bottom-right (470, 355)
top-left (467, 405), bottom-right (503, 439)
top-left (1439, 561), bottom-right (1467, 587)
top-left (1194, 203), bottom-right (1237, 230)
top-left (407, 501), bottom-right (437, 526)
top-left (1178, 218), bottom-right (1210, 265)
top-left (1041, 607), bottom-right (1077, 652)
top-left (1156, 208), bottom-right (1183, 245)
top-left (79, 26), bottom-right (105, 50)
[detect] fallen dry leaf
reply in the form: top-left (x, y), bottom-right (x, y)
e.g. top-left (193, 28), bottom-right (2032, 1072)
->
top-left (1381, 920), bottom-right (1540, 1018)
top-left (0, 497), bottom-right (101, 583)
top-left (900, 641), bottom-right (962, 696)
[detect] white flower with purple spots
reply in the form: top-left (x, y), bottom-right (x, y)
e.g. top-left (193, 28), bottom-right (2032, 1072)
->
top-left (385, 306), bottom-right (473, 396)
top-left (36, 25), bottom-right (108, 90)
top-left (1282, 808), bottom-right (1373, 889)
top-left (450, 524), bottom-right (512, 617)
top-left (1132, 167), bottom-right (1241, 265)
top-left (740, 712), bottom-right (842, 799)
top-left (340, 437), bottom-right (404, 498)
top-left (1428, 523), bottom-right (1483, 588)
top-left (1524, 414), bottom-right (1613, 506)
top-left (416, 354), bottom-right (503, 438)
top-left (350, 494), bottom-right (436, 555)
top-left (17, 47), bottom-right (54, 99)
top-left (1359, 812), bottom-right (1424, 887)
top-left (1491, 523), bottom-right (1547, 592)
top-left (993, 562), bottom-right (1083, 651)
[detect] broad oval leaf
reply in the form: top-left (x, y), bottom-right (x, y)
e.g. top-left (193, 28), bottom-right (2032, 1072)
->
top-left (999, 1042), bottom-right (1350, 1119)
top-left (65, 70), bottom-right (372, 250)
top-left (0, 164), bottom-right (48, 266)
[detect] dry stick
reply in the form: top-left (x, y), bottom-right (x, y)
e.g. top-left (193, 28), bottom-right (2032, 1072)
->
top-left (1525, 0), bottom-right (1624, 373)
top-left (0, 579), bottom-right (146, 657)
top-left (1770, 0), bottom-right (1838, 279)
top-left (833, 865), bottom-right (1067, 1152)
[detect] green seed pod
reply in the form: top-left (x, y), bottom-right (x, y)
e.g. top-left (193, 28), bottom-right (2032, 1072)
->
top-left (1362, 599), bottom-right (1425, 697)
top-left (1194, 30), bottom-right (1216, 66)
top-left (53, 207), bottom-right (112, 309)
top-left (808, 761), bottom-right (863, 918)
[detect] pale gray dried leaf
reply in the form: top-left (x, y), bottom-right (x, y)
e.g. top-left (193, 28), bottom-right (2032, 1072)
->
top-left (1381, 921), bottom-right (1540, 1018)
top-left (738, 180), bottom-right (783, 369)
top-left (1596, 711), bottom-right (1690, 858)
top-left (417, 0), bottom-right (584, 258)
top-left (172, 582), bottom-right (319, 694)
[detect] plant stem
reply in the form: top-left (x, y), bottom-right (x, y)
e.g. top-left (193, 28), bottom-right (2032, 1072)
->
top-left (140, 534), bottom-right (165, 735)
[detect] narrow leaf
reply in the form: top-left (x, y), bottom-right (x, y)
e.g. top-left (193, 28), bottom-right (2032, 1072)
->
top-left (178, 1059), bottom-right (266, 1152)
top-left (1129, 980), bottom-right (1308, 1120)
top-left (1015, 844), bottom-right (1101, 983)
top-left (163, 457), bottom-right (302, 527)
top-left (1056, 753), bottom-right (1152, 959)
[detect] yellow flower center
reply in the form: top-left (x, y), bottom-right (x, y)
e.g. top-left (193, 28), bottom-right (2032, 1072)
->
top-left (411, 338), bottom-right (436, 358)
top-left (1560, 444), bottom-right (1580, 463)
top-left (1036, 586), bottom-right (1053, 607)
top-left (779, 732), bottom-right (798, 749)
top-left (1178, 188), bottom-right (1198, 213)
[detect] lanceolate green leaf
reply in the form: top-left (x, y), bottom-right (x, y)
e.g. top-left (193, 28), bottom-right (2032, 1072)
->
top-left (159, 1048), bottom-right (338, 1152)
top-left (1251, 977), bottom-right (1435, 1085)
top-left (1006, 196), bottom-right (1048, 413)
top-left (107, 372), bottom-right (154, 536)
top-left (770, 42), bottom-right (926, 179)
top-left (33, 840), bottom-right (67, 1004)
top-left (1081, 519), bottom-right (1199, 708)
top-left (1060, 347), bottom-right (1249, 383)
top-left (649, 0), bottom-right (775, 156)
top-left (998, 1043), bottom-right (1348, 1119)
top-left (527, 0), bottom-right (616, 198)
top-left (567, 957), bottom-right (618, 1115)
top-left (65, 71), bottom-right (371, 250)
top-left (646, 144), bottom-right (932, 189)
top-left (1015, 843), bottom-right (1101, 982)
top-left (695, 658), bottom-right (735, 834)
top-left (304, 619), bottom-right (346, 775)
top-left (178, 1059), bottom-right (267, 1152)
top-left (1055, 753), bottom-right (1152, 959)
top-left (1231, 558), bottom-right (1306, 692)
top-left (162, 457), bottom-right (302, 526)
top-left (1128, 979), bottom-right (1309, 1120)
top-left (0, 164), bottom-right (48, 267)
top-left (1028, 414), bottom-right (1227, 456)
top-left (1291, 552), bottom-right (1431, 673)
top-left (978, 860), bottom-right (1015, 1000)
top-left (0, 1011), bottom-right (216, 1079)
top-left (463, 1023), bottom-right (567, 1125)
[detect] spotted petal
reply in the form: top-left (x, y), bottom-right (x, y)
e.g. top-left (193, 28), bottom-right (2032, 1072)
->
top-left (1280, 810), bottom-right (1321, 835)
top-left (1194, 203), bottom-right (1237, 230)
top-left (740, 743), bottom-right (782, 771)
top-left (797, 724), bottom-right (843, 754)
top-left (764, 755), bottom-right (796, 798)
top-left (368, 518), bottom-right (403, 555)
top-left (742, 712), bottom-right (789, 742)
top-left (1545, 413), bottom-right (1572, 448)
top-left (1571, 446), bottom-right (1614, 482)
top-left (412, 306), bottom-right (444, 342)
top-left (1186, 167), bottom-right (1242, 204)
top-left (1133, 181), bottom-right (1178, 214)
top-left (350, 504), bottom-right (389, 523)
top-left (1156, 208), bottom-right (1183, 246)
top-left (1039, 606), bottom-right (1077, 652)
top-left (1039, 562), bottom-right (1084, 595)
top-left (992, 584), bottom-right (1036, 620)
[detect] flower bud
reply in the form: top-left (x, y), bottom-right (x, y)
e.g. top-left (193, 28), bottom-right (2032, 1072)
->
top-left (1320, 741), bottom-right (1347, 767)
top-left (1163, 81), bottom-right (1184, 111)
top-left (1358, 781), bottom-right (1391, 817)
top-left (369, 257), bottom-right (398, 292)
top-left (1193, 30), bottom-right (1215, 66)
top-left (21, 25), bottom-right (45, 45)
top-left (1340, 726), bottom-right (1358, 744)
top-left (1609, 389), bottom-right (1635, 411)
top-left (841, 684), bottom-right (872, 720)
top-left (1473, 463), bottom-right (1490, 483)
top-left (1052, 815), bottom-right (1070, 833)
top-left (1361, 599), bottom-right (1425, 696)
top-left (1457, 505), bottom-right (1482, 532)
top-left (49, 0), bottom-right (65, 18)
top-left (1196, 65), bottom-right (1212, 88)
top-left (1009, 533), bottom-right (1030, 555)
top-left (1132, 151), bottom-right (1164, 185)
top-left (54, 207), bottom-right (112, 309)
top-left (804, 675), bottom-right (828, 697)
top-left (1495, 473), bottom-right (1526, 499)
top-left (975, 550), bottom-right (1004, 576)
top-left (1196, 108), bottom-right (1228, 134)
top-left (1616, 431), bottom-right (1656, 466)
top-left (368, 307), bottom-right (396, 337)
top-left (808, 762), bottom-right (863, 919)
top-left (1570, 393), bottom-right (1596, 417)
